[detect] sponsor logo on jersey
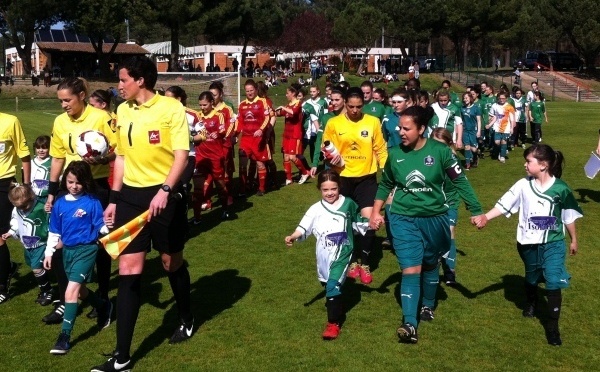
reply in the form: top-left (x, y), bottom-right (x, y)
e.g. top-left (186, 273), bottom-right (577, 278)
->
top-left (33, 179), bottom-right (49, 190)
top-left (528, 216), bottom-right (558, 231)
top-left (22, 235), bottom-right (41, 249)
top-left (424, 155), bottom-right (435, 166)
top-left (73, 208), bottom-right (87, 218)
top-left (404, 170), bottom-right (432, 192)
top-left (361, 130), bottom-right (368, 137)
top-left (325, 232), bottom-right (349, 248)
top-left (148, 130), bottom-right (161, 144)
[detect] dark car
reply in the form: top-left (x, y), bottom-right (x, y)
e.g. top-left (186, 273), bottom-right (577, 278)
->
top-left (524, 51), bottom-right (551, 70)
top-left (546, 52), bottom-right (583, 70)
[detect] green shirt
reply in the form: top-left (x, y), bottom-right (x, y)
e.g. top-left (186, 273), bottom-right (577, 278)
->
top-left (376, 139), bottom-right (482, 217)
top-left (429, 102), bottom-right (462, 135)
top-left (529, 101), bottom-right (546, 123)
top-left (481, 94), bottom-right (496, 125)
top-left (302, 101), bottom-right (318, 132)
top-left (362, 100), bottom-right (386, 122)
top-left (312, 110), bottom-right (340, 167)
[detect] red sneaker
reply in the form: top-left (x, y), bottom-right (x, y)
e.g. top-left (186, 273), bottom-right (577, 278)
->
top-left (359, 265), bottom-right (373, 285)
top-left (347, 263), bottom-right (360, 279)
top-left (322, 322), bottom-right (340, 340)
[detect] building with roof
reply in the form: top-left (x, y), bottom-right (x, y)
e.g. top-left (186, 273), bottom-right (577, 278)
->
top-left (5, 29), bottom-right (148, 79)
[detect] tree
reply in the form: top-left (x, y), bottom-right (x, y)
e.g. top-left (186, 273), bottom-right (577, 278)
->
top-left (384, 0), bottom-right (445, 60)
top-left (141, 0), bottom-right (204, 72)
top-left (63, 0), bottom-right (132, 78)
top-left (266, 11), bottom-right (333, 56)
top-left (543, 0), bottom-right (600, 70)
top-left (203, 0), bottom-right (284, 73)
top-left (0, 0), bottom-right (61, 75)
top-left (332, 3), bottom-right (390, 74)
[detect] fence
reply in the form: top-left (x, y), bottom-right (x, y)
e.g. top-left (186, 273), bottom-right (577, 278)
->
top-left (441, 70), bottom-right (600, 102)
top-left (0, 97), bottom-right (59, 112)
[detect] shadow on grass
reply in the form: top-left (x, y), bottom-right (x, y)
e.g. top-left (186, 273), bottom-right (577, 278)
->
top-left (473, 274), bottom-right (524, 308)
top-left (186, 199), bottom-right (254, 240)
top-left (574, 188), bottom-right (600, 203)
top-left (302, 276), bottom-right (380, 315)
top-left (130, 268), bottom-right (251, 363)
top-left (10, 268), bottom-right (38, 298)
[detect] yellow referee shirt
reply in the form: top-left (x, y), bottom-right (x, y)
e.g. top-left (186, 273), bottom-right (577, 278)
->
top-left (323, 113), bottom-right (387, 178)
top-left (49, 104), bottom-right (116, 179)
top-left (0, 113), bottom-right (29, 179)
top-left (115, 94), bottom-right (189, 187)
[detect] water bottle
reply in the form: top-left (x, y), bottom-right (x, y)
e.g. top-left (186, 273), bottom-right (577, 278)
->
top-left (322, 141), bottom-right (344, 167)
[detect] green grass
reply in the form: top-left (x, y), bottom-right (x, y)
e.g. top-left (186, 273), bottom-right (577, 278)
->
top-left (1, 97), bottom-right (600, 371)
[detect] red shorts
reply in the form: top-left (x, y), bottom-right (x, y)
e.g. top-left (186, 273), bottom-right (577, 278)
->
top-left (195, 154), bottom-right (225, 180)
top-left (282, 137), bottom-right (303, 155)
top-left (239, 136), bottom-right (271, 162)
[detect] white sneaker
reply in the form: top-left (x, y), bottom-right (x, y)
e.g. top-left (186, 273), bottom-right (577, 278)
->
top-left (539, 138), bottom-right (542, 142)
top-left (499, 156), bottom-right (506, 163)
top-left (298, 174), bottom-right (309, 185)
top-left (285, 179), bottom-right (293, 186)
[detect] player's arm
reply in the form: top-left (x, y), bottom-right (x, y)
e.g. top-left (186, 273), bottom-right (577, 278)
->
top-left (565, 222), bottom-right (578, 255)
top-left (543, 104), bottom-right (549, 123)
top-left (476, 114), bottom-right (482, 138)
top-left (45, 157), bottom-right (66, 210)
top-left (258, 100), bottom-right (271, 132)
top-left (454, 112), bottom-right (463, 148)
top-left (13, 119), bottom-right (31, 184)
top-left (372, 122), bottom-right (388, 168)
top-left (444, 150), bottom-right (482, 216)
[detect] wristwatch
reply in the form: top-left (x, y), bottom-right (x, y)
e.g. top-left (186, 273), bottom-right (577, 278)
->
top-left (161, 184), bottom-right (172, 193)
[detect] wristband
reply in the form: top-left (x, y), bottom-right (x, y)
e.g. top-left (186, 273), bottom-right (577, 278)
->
top-left (48, 181), bottom-right (60, 196)
top-left (109, 190), bottom-right (122, 204)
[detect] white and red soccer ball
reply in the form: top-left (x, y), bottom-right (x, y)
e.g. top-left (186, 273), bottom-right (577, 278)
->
top-left (76, 130), bottom-right (109, 158)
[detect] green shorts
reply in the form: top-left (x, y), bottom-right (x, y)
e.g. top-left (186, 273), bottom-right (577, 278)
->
top-left (517, 241), bottom-right (571, 290)
top-left (494, 132), bottom-right (510, 142)
top-left (447, 208), bottom-right (458, 227)
top-left (462, 131), bottom-right (478, 148)
top-left (24, 246), bottom-right (45, 270)
top-left (389, 213), bottom-right (450, 269)
top-left (63, 244), bottom-right (98, 284)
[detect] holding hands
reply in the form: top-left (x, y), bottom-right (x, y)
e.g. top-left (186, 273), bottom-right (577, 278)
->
top-left (470, 214), bottom-right (488, 229)
top-left (368, 214), bottom-right (385, 231)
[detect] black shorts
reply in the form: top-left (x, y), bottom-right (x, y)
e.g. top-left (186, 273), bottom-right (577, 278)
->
top-left (0, 178), bottom-right (15, 235)
top-left (340, 173), bottom-right (377, 210)
top-left (116, 184), bottom-right (188, 255)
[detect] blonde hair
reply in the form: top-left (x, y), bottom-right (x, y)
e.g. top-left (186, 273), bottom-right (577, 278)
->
top-left (8, 183), bottom-right (36, 208)
top-left (430, 128), bottom-right (457, 155)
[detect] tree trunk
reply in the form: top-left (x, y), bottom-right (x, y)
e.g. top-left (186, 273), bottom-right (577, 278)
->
top-left (12, 32), bottom-right (34, 75)
top-left (463, 38), bottom-right (469, 71)
top-left (170, 23), bottom-right (180, 72)
top-left (241, 35), bottom-right (249, 76)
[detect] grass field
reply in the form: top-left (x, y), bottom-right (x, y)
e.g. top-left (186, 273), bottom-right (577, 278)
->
top-left (1, 79), bottom-right (600, 371)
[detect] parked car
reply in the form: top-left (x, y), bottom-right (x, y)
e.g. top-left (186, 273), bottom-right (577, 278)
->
top-left (546, 52), bottom-right (583, 70)
top-left (524, 51), bottom-right (551, 70)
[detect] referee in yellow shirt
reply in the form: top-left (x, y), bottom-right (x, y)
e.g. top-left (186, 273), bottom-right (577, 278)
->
top-left (92, 56), bottom-right (192, 372)
top-left (0, 112), bottom-right (30, 303)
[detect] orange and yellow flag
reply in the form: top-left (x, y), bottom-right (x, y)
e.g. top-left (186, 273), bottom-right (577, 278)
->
top-left (99, 210), bottom-right (149, 260)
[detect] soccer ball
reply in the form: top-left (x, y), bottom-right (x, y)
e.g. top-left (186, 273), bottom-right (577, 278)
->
top-left (76, 130), bottom-right (109, 158)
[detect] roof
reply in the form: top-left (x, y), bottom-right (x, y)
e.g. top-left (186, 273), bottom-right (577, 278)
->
top-left (36, 42), bottom-right (148, 54)
top-left (143, 42), bottom-right (191, 56)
